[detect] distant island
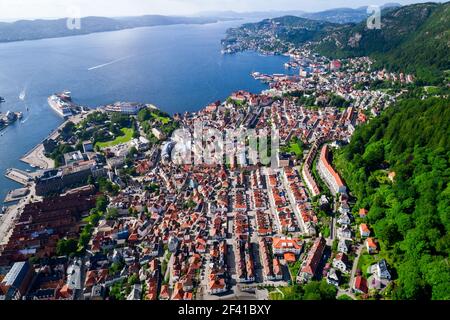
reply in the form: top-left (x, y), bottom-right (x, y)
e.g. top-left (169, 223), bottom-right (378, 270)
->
top-left (0, 15), bottom-right (236, 43)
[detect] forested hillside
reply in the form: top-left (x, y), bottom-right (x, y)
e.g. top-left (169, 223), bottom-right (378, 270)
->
top-left (314, 2), bottom-right (450, 83)
top-left (334, 97), bottom-right (450, 299)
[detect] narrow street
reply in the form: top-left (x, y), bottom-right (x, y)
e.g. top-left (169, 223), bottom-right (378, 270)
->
top-left (349, 244), bottom-right (364, 286)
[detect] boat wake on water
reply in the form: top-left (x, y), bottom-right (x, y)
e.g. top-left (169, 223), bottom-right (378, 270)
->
top-left (19, 88), bottom-right (26, 101)
top-left (88, 55), bottom-right (134, 71)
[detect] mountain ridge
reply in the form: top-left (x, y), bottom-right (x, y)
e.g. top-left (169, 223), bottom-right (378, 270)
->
top-left (0, 15), bottom-right (226, 43)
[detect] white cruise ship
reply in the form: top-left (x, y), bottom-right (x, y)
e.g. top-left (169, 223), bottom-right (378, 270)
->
top-left (48, 92), bottom-right (73, 118)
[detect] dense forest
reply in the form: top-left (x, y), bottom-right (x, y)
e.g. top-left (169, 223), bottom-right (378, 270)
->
top-left (334, 97), bottom-right (450, 299)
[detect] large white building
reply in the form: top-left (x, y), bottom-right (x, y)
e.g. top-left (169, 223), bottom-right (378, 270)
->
top-left (317, 145), bottom-right (347, 195)
top-left (105, 102), bottom-right (146, 115)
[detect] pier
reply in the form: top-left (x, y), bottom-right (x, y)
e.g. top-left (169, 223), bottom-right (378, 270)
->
top-left (4, 168), bottom-right (34, 185)
top-left (4, 187), bottom-right (29, 203)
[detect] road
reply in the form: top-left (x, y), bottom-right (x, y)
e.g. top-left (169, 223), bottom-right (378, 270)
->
top-left (0, 189), bottom-right (35, 246)
top-left (349, 244), bottom-right (364, 287)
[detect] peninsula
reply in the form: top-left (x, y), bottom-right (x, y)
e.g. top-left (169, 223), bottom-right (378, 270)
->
top-left (0, 15), bottom-right (235, 43)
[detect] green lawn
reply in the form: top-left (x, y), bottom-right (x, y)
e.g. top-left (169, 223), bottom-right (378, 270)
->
top-left (357, 251), bottom-right (377, 276)
top-left (288, 143), bottom-right (302, 156)
top-left (288, 260), bottom-right (302, 281)
top-left (321, 225), bottom-right (331, 238)
top-left (269, 285), bottom-right (302, 300)
top-left (96, 128), bottom-right (134, 148)
top-left (424, 86), bottom-right (440, 94)
top-left (282, 139), bottom-right (303, 159)
top-left (151, 112), bottom-right (171, 124)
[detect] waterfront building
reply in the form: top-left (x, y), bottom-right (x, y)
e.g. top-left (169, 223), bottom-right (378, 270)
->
top-left (0, 187), bottom-right (97, 266)
top-left (35, 160), bottom-right (106, 196)
top-left (104, 102), bottom-right (145, 115)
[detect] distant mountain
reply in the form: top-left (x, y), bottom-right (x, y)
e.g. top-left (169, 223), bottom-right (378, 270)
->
top-left (0, 15), bottom-right (224, 43)
top-left (300, 7), bottom-right (369, 24)
top-left (196, 10), bottom-right (306, 20)
top-left (199, 4), bottom-right (402, 24)
top-left (313, 2), bottom-right (450, 83)
top-left (301, 3), bottom-right (401, 24)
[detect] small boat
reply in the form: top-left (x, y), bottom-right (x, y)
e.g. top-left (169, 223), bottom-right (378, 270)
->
top-left (0, 96), bottom-right (5, 103)
top-left (1, 206), bottom-right (6, 214)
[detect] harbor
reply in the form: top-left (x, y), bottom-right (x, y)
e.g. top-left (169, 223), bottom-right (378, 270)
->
top-left (21, 97), bottom-right (91, 170)
top-left (1, 94), bottom-right (92, 206)
top-left (4, 168), bottom-right (36, 186)
top-left (4, 188), bottom-right (29, 203)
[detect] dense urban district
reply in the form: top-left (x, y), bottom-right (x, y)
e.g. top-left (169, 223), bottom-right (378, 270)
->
top-left (0, 2), bottom-right (449, 301)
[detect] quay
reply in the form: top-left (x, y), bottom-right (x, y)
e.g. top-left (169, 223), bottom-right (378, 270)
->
top-left (4, 168), bottom-right (34, 185)
top-left (4, 187), bottom-right (30, 203)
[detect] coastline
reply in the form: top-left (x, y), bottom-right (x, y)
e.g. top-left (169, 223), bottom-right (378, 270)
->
top-left (0, 20), bottom-right (289, 205)
top-left (0, 18), bottom-right (239, 45)
top-left (20, 111), bottom-right (92, 170)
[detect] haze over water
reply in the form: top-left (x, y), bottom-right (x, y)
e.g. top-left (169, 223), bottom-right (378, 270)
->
top-left (0, 20), bottom-right (292, 203)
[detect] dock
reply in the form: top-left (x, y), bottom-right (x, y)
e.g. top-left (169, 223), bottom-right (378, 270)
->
top-left (20, 143), bottom-right (54, 170)
top-left (5, 168), bottom-right (34, 185)
top-left (4, 187), bottom-right (30, 203)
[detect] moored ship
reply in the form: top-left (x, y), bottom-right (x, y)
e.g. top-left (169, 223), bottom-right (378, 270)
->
top-left (48, 91), bottom-right (74, 118)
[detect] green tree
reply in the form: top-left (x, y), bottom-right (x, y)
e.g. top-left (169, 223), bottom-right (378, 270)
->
top-left (56, 238), bottom-right (78, 256)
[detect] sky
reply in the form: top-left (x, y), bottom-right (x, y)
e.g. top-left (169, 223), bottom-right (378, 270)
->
top-left (0, 0), bottom-right (444, 21)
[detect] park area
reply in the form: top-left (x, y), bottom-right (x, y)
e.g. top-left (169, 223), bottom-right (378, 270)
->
top-left (96, 128), bottom-right (134, 149)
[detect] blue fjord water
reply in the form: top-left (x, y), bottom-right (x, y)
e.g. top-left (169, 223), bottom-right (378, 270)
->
top-left (0, 20), bottom-right (291, 203)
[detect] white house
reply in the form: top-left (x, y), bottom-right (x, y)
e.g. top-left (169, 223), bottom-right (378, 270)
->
top-left (332, 253), bottom-right (349, 273)
top-left (337, 239), bottom-right (351, 254)
top-left (373, 259), bottom-right (391, 280)
top-left (337, 225), bottom-right (353, 240)
top-left (326, 268), bottom-right (340, 287)
top-left (337, 212), bottom-right (352, 225)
